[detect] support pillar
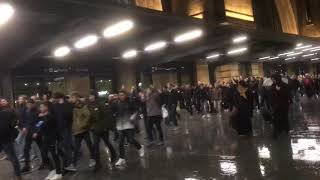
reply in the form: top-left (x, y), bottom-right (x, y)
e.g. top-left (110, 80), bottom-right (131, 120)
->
top-left (115, 62), bottom-right (137, 92)
top-left (196, 62), bottom-right (210, 84)
top-left (0, 71), bottom-right (14, 101)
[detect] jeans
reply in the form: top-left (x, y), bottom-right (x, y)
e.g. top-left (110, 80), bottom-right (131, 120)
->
top-left (73, 131), bottom-right (95, 166)
top-left (147, 115), bottom-right (164, 142)
top-left (23, 133), bottom-right (46, 167)
top-left (3, 142), bottom-right (21, 176)
top-left (58, 129), bottom-right (73, 167)
top-left (42, 139), bottom-right (61, 174)
top-left (92, 131), bottom-right (117, 164)
top-left (119, 129), bottom-right (141, 159)
top-left (15, 130), bottom-right (26, 159)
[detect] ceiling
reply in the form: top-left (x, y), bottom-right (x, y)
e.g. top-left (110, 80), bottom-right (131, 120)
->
top-left (1, 0), bottom-right (319, 72)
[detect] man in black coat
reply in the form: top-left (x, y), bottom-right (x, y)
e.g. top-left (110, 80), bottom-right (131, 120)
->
top-left (271, 74), bottom-right (291, 139)
top-left (0, 98), bottom-right (21, 180)
top-left (52, 92), bottom-right (74, 170)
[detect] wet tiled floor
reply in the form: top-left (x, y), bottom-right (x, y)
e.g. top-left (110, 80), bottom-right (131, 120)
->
top-left (1, 97), bottom-right (320, 180)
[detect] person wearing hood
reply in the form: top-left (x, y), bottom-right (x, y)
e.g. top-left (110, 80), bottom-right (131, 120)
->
top-left (271, 74), bottom-right (291, 139)
top-left (87, 91), bottom-right (116, 170)
top-left (0, 98), bottom-right (21, 180)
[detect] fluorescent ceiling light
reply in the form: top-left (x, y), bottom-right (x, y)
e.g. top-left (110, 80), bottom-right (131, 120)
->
top-left (302, 53), bottom-right (315, 57)
top-left (278, 51), bottom-right (295, 56)
top-left (269, 56), bottom-right (280, 60)
top-left (74, 34), bottom-right (98, 49)
top-left (206, 53), bottom-right (220, 59)
top-left (287, 52), bottom-right (302, 57)
top-left (54, 46), bottom-right (71, 57)
top-left (103, 20), bottom-right (134, 38)
top-left (310, 48), bottom-right (320, 52)
top-left (122, 49), bottom-right (137, 59)
top-left (296, 43), bottom-right (303, 47)
top-left (295, 45), bottom-right (312, 50)
top-left (0, 3), bottom-right (14, 25)
top-left (233, 36), bottom-right (248, 43)
top-left (227, 47), bottom-right (248, 55)
top-left (259, 56), bottom-right (270, 60)
top-left (174, 29), bottom-right (203, 43)
top-left (302, 46), bottom-right (320, 51)
top-left (285, 57), bottom-right (296, 61)
top-left (144, 41), bottom-right (167, 52)
top-left (311, 58), bottom-right (320, 61)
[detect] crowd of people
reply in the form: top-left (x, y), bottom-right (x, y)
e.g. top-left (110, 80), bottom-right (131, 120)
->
top-left (0, 73), bottom-right (319, 180)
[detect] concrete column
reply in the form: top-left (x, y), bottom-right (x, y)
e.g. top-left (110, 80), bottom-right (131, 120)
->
top-left (115, 62), bottom-right (137, 92)
top-left (0, 71), bottom-right (14, 101)
top-left (204, 0), bottom-right (226, 24)
top-left (196, 62), bottom-right (210, 84)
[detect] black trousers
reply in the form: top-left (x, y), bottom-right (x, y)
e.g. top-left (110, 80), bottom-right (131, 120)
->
top-left (23, 133), bottom-right (46, 167)
top-left (273, 109), bottom-right (290, 138)
top-left (3, 142), bottom-right (21, 176)
top-left (58, 129), bottom-right (73, 167)
top-left (119, 129), bottom-right (141, 159)
top-left (42, 138), bottom-right (61, 174)
top-left (185, 99), bottom-right (193, 115)
top-left (168, 104), bottom-right (178, 126)
top-left (147, 115), bottom-right (164, 142)
top-left (73, 131), bottom-right (95, 166)
top-left (92, 131), bottom-right (117, 164)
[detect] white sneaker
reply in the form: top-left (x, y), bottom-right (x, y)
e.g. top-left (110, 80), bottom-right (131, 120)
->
top-left (139, 145), bottom-right (145, 157)
top-left (45, 170), bottom-right (56, 180)
top-left (88, 159), bottom-right (96, 168)
top-left (50, 174), bottom-right (63, 180)
top-left (115, 158), bottom-right (126, 166)
top-left (64, 164), bottom-right (77, 172)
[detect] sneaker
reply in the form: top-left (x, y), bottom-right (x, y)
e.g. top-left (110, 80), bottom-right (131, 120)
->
top-left (21, 166), bottom-right (31, 174)
top-left (50, 174), bottom-right (63, 180)
top-left (0, 155), bottom-right (7, 161)
top-left (115, 158), bottom-right (126, 166)
top-left (88, 159), bottom-right (96, 168)
top-left (45, 170), bottom-right (56, 180)
top-left (139, 145), bottom-right (145, 157)
top-left (64, 164), bottom-right (77, 172)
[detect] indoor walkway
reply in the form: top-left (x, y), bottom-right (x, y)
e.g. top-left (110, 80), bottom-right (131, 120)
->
top-left (1, 97), bottom-right (320, 180)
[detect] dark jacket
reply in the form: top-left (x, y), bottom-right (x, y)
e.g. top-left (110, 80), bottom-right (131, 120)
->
top-left (271, 82), bottom-right (291, 111)
top-left (35, 113), bottom-right (59, 143)
top-left (88, 101), bottom-right (115, 133)
top-left (24, 107), bottom-right (39, 134)
top-left (0, 107), bottom-right (18, 144)
top-left (146, 91), bottom-right (162, 117)
top-left (113, 98), bottom-right (136, 131)
top-left (16, 105), bottom-right (28, 129)
top-left (52, 102), bottom-right (73, 131)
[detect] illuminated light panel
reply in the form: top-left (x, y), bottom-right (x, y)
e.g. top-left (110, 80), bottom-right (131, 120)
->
top-left (296, 43), bottom-right (303, 47)
top-left (206, 53), bottom-right (220, 59)
top-left (227, 47), bottom-right (248, 55)
top-left (285, 57), bottom-right (296, 61)
top-left (269, 56), bottom-right (280, 60)
top-left (103, 20), bottom-right (134, 38)
top-left (259, 56), bottom-right (270, 60)
top-left (219, 160), bottom-right (237, 176)
top-left (144, 41), bottom-right (167, 52)
top-left (310, 48), bottom-right (320, 52)
top-left (74, 34), bottom-right (98, 49)
top-left (311, 58), bottom-right (320, 61)
top-left (225, 11), bottom-right (254, 22)
top-left (302, 46), bottom-right (320, 51)
top-left (295, 45), bottom-right (312, 50)
top-left (258, 146), bottom-right (271, 159)
top-left (302, 53), bottom-right (315, 57)
top-left (278, 51), bottom-right (295, 56)
top-left (174, 29), bottom-right (203, 43)
top-left (233, 36), bottom-right (248, 43)
top-left (0, 3), bottom-right (14, 25)
top-left (287, 52), bottom-right (302, 57)
top-left (53, 46), bottom-right (71, 57)
top-left (122, 49), bottom-right (137, 59)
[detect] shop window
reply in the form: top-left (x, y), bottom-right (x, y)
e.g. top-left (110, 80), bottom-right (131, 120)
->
top-left (224, 0), bottom-right (254, 22)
